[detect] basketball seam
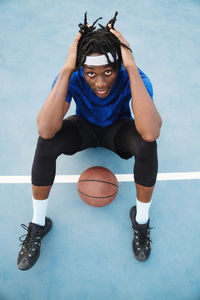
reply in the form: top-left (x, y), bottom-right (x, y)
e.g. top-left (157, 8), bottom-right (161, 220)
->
top-left (78, 189), bottom-right (118, 199)
top-left (78, 179), bottom-right (118, 187)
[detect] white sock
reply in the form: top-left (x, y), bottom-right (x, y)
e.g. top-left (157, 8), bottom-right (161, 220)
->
top-left (136, 198), bottom-right (152, 224)
top-left (32, 197), bottom-right (49, 226)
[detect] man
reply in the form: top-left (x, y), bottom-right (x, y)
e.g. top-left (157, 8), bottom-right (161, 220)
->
top-left (17, 12), bottom-right (162, 270)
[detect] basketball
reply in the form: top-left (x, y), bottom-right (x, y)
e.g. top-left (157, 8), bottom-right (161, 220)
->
top-left (77, 166), bottom-right (118, 207)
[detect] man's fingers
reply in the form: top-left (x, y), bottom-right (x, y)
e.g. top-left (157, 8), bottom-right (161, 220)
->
top-left (74, 32), bottom-right (82, 42)
top-left (75, 32), bottom-right (82, 39)
top-left (110, 28), bottom-right (120, 36)
top-left (108, 23), bottom-right (120, 33)
top-left (108, 24), bottom-right (121, 38)
top-left (108, 26), bottom-right (130, 49)
top-left (109, 28), bottom-right (122, 40)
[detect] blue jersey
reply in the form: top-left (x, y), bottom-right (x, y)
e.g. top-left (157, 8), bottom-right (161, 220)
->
top-left (52, 65), bottom-right (153, 127)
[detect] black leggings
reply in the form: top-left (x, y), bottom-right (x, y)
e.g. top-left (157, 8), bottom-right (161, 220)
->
top-left (32, 115), bottom-right (158, 187)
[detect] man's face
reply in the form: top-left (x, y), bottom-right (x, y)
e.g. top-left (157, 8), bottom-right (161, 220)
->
top-left (83, 64), bottom-right (117, 98)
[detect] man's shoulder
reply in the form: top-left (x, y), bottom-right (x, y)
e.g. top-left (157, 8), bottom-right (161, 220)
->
top-left (137, 67), bottom-right (153, 98)
top-left (121, 64), bottom-right (152, 83)
top-left (121, 64), bottom-right (153, 99)
top-left (51, 68), bottom-right (83, 89)
top-left (136, 66), bottom-right (152, 84)
top-left (69, 68), bottom-right (85, 87)
top-left (119, 65), bottom-right (129, 79)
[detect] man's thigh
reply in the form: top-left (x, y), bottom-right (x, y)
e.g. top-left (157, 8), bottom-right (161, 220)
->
top-left (64, 115), bottom-right (99, 152)
top-left (35, 115), bottom-right (99, 157)
top-left (100, 118), bottom-right (144, 159)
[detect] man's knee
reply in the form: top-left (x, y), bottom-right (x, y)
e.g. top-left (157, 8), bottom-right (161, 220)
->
top-left (35, 136), bottom-right (60, 160)
top-left (135, 139), bottom-right (157, 158)
top-left (134, 139), bottom-right (158, 187)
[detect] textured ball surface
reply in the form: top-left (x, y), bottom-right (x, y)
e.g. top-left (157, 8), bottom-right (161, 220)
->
top-left (78, 166), bottom-right (118, 207)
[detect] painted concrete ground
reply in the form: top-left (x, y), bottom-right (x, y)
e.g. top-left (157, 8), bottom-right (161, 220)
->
top-left (0, 0), bottom-right (200, 299)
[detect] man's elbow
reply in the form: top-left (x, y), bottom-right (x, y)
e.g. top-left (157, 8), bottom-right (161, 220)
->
top-left (38, 128), bottom-right (55, 139)
top-left (142, 125), bottom-right (162, 142)
top-left (38, 125), bottom-right (61, 140)
top-left (142, 135), bottom-right (158, 143)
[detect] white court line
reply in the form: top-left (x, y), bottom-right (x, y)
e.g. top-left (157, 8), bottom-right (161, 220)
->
top-left (0, 172), bottom-right (200, 183)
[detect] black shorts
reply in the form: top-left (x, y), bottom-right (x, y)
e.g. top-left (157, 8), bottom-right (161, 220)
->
top-left (32, 115), bottom-right (158, 187)
top-left (65, 115), bottom-right (142, 159)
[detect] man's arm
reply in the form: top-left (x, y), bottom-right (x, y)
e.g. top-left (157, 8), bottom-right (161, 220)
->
top-left (109, 26), bottom-right (162, 142)
top-left (127, 63), bottom-right (162, 142)
top-left (37, 32), bottom-right (82, 139)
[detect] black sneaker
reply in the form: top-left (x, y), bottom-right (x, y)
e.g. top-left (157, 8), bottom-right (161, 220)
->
top-left (130, 206), bottom-right (152, 262)
top-left (17, 217), bottom-right (52, 270)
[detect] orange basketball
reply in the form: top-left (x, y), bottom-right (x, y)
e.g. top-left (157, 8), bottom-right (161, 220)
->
top-left (77, 166), bottom-right (118, 207)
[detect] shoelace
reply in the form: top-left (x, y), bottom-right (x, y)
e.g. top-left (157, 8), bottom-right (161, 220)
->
top-left (19, 224), bottom-right (42, 253)
top-left (134, 226), bottom-right (155, 246)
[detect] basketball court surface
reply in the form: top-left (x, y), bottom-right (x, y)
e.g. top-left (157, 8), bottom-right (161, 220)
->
top-left (0, 0), bottom-right (200, 299)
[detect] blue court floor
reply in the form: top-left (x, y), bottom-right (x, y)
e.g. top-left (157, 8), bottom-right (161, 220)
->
top-left (0, 0), bottom-right (200, 299)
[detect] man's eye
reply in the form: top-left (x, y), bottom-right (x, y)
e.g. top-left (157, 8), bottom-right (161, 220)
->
top-left (88, 72), bottom-right (95, 78)
top-left (105, 70), bottom-right (112, 76)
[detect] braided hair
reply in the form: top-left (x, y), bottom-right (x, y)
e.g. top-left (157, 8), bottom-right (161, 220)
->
top-left (76, 12), bottom-right (131, 71)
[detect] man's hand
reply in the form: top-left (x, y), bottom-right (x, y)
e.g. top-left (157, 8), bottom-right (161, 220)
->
top-left (108, 24), bottom-right (135, 71)
top-left (64, 32), bottom-right (82, 72)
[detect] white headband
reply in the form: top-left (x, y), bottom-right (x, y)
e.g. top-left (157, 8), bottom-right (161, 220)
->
top-left (84, 52), bottom-right (118, 66)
